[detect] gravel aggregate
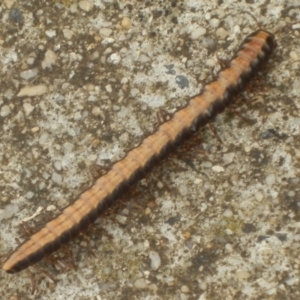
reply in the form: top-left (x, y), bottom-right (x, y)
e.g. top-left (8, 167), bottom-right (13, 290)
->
top-left (0, 1), bottom-right (300, 300)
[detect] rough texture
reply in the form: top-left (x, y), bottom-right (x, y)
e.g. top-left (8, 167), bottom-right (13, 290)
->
top-left (0, 1), bottom-right (299, 299)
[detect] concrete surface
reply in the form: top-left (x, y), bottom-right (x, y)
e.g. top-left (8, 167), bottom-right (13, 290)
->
top-left (0, 0), bottom-right (300, 299)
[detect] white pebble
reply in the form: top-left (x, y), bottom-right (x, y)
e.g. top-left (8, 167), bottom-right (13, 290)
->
top-left (225, 243), bottom-right (233, 253)
top-left (209, 18), bottom-right (220, 28)
top-left (236, 269), bottom-right (251, 282)
top-left (149, 251), bottom-right (161, 270)
top-left (63, 142), bottom-right (75, 152)
top-left (121, 17), bottom-right (131, 29)
top-left (46, 205), bottom-right (57, 212)
top-left (100, 28), bottom-right (113, 37)
top-left (54, 161), bottom-right (61, 171)
top-left (23, 102), bottom-right (35, 116)
top-left (42, 50), bottom-right (57, 69)
top-left (92, 106), bottom-right (101, 116)
top-left (199, 282), bottom-right (207, 290)
top-left (212, 165), bottom-right (224, 173)
top-left (79, 0), bottom-right (93, 12)
top-left (45, 29), bottom-right (56, 38)
top-left (105, 84), bottom-right (112, 93)
top-left (191, 26), bottom-right (206, 40)
top-left (39, 132), bottom-right (49, 145)
top-left (102, 38), bottom-right (115, 45)
top-left (17, 85), bottom-right (48, 97)
top-left (63, 29), bottom-right (74, 40)
top-left (255, 191), bottom-right (263, 201)
top-left (0, 105), bottom-right (11, 117)
top-left (290, 51), bottom-right (299, 61)
top-left (223, 209), bottom-right (233, 218)
top-left (52, 172), bottom-right (62, 184)
top-left (4, 89), bottom-right (14, 100)
top-left (0, 204), bottom-right (19, 222)
top-left (181, 285), bottom-right (190, 293)
top-left (265, 174), bottom-right (276, 186)
top-left (108, 53), bottom-right (121, 64)
top-left (200, 203), bottom-right (207, 212)
top-left (202, 37), bottom-right (216, 50)
top-left (20, 68), bottom-right (38, 80)
top-left (244, 145), bottom-right (251, 153)
top-left (4, 0), bottom-right (15, 9)
top-left (292, 23), bottom-right (300, 29)
top-left (134, 278), bottom-right (147, 289)
top-left (216, 28), bottom-right (228, 39)
top-left (223, 152), bottom-right (235, 165)
top-left (201, 161), bottom-right (212, 168)
top-left (115, 214), bottom-right (127, 224)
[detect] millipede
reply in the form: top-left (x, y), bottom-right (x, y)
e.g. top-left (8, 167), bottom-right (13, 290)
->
top-left (2, 30), bottom-right (277, 274)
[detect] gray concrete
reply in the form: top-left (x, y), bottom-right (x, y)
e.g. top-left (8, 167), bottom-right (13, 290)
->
top-left (0, 0), bottom-right (300, 299)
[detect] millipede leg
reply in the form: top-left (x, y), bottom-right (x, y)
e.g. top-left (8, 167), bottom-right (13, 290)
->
top-left (208, 123), bottom-right (223, 144)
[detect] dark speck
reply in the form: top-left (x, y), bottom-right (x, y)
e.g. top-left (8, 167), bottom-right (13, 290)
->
top-left (242, 223), bottom-right (256, 233)
top-left (276, 233), bottom-right (287, 242)
top-left (176, 75), bottom-right (189, 89)
top-left (165, 64), bottom-right (176, 75)
top-left (190, 249), bottom-right (218, 273)
top-left (10, 8), bottom-right (23, 24)
top-left (257, 235), bottom-right (268, 242)
top-left (165, 215), bottom-right (181, 225)
top-left (260, 128), bottom-right (288, 140)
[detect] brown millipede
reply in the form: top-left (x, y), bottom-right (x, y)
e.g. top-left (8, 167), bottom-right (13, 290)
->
top-left (2, 30), bottom-right (277, 273)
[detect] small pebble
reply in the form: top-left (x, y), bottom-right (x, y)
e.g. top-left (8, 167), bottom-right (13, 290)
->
top-left (216, 28), bottom-right (228, 39)
top-left (292, 23), bottom-right (300, 30)
top-left (20, 68), bottom-right (38, 80)
top-left (0, 105), bottom-right (11, 117)
top-left (108, 53), bottom-right (121, 64)
top-left (0, 204), bottom-right (19, 221)
top-left (105, 84), bottom-right (112, 93)
top-left (4, 0), bottom-right (15, 9)
top-left (202, 37), bottom-right (216, 50)
top-left (212, 165), bottom-right (224, 173)
top-left (265, 174), bottom-right (276, 186)
top-left (79, 0), bottom-right (93, 12)
top-left (45, 29), bottom-right (56, 38)
top-left (225, 243), bottom-right (233, 253)
top-left (54, 161), bottom-right (61, 171)
top-left (42, 50), bottom-right (57, 69)
top-left (17, 85), bottom-right (48, 97)
top-left (223, 209), bottom-right (233, 218)
top-left (134, 278), bottom-right (147, 289)
top-left (149, 251), bottom-right (161, 270)
top-left (92, 106), bottom-right (101, 116)
top-left (63, 29), bottom-right (74, 40)
top-left (236, 269), bottom-right (251, 282)
top-left (9, 7), bottom-right (23, 23)
top-left (23, 102), bottom-right (35, 116)
top-left (115, 214), bottom-right (127, 225)
top-left (51, 172), bottom-right (62, 184)
top-left (290, 51), bottom-right (299, 61)
top-left (31, 127), bottom-right (39, 133)
top-left (121, 17), bottom-right (131, 29)
top-left (4, 89), bottom-right (14, 100)
top-left (191, 26), bottom-right (206, 39)
top-left (100, 28), bottom-right (113, 37)
top-left (209, 18), bottom-right (220, 28)
top-left (181, 285), bottom-right (190, 293)
top-left (39, 132), bottom-right (49, 145)
top-left (223, 152), bottom-right (235, 165)
top-left (46, 205), bottom-right (57, 212)
top-left (63, 142), bottom-right (75, 152)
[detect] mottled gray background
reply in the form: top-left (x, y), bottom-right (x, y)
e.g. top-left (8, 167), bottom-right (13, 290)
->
top-left (1, 0), bottom-right (300, 299)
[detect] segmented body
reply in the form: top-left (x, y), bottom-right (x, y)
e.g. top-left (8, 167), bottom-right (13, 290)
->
top-left (2, 30), bottom-right (276, 273)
